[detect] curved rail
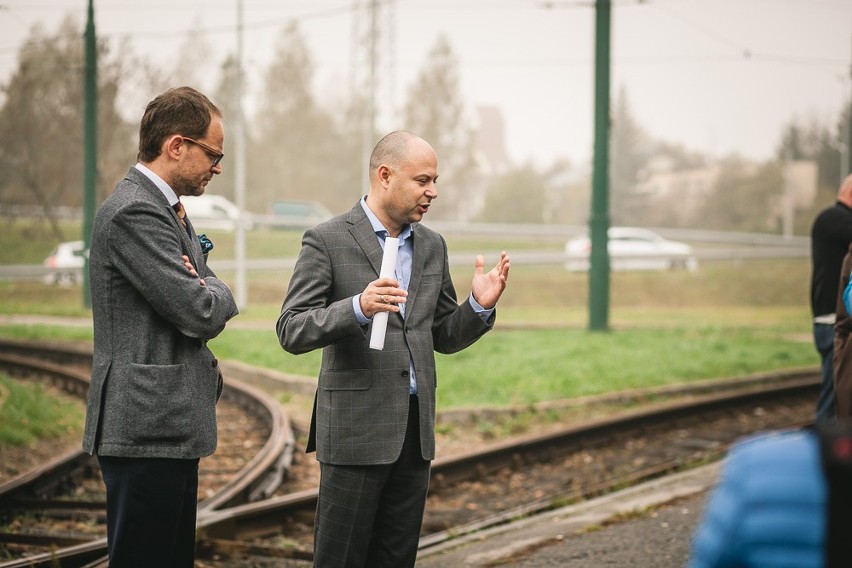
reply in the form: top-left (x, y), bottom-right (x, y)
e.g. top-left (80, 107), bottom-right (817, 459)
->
top-left (0, 341), bottom-right (294, 568)
top-left (0, 338), bottom-right (819, 566)
top-left (195, 371), bottom-right (819, 561)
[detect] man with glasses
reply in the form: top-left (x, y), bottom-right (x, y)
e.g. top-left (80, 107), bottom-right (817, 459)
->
top-left (84, 86), bottom-right (238, 567)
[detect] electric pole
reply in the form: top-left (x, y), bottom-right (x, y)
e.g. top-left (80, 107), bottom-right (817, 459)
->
top-left (351, 0), bottom-right (396, 189)
top-left (589, 0), bottom-right (612, 331)
top-left (82, 0), bottom-right (97, 308)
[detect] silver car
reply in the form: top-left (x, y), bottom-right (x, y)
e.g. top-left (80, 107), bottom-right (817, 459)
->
top-left (565, 227), bottom-right (697, 272)
top-left (43, 240), bottom-right (85, 285)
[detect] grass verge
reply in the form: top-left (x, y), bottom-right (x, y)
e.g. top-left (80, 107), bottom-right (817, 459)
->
top-left (0, 373), bottom-right (84, 446)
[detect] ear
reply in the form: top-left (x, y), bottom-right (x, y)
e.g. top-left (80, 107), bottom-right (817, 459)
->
top-left (377, 164), bottom-right (392, 188)
top-left (164, 135), bottom-right (184, 161)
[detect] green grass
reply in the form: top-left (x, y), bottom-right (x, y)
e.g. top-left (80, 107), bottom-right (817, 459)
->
top-left (0, 220), bottom-right (819, 413)
top-left (0, 310), bottom-right (816, 410)
top-left (431, 325), bottom-right (814, 407)
top-left (0, 373), bottom-right (84, 446)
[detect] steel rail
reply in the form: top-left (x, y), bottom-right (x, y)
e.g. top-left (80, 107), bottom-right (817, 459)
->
top-left (0, 342), bottom-right (294, 568)
top-left (195, 371), bottom-right (819, 558)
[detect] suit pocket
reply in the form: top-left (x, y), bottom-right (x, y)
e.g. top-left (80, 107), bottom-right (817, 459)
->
top-left (126, 363), bottom-right (192, 444)
top-left (320, 369), bottom-right (372, 391)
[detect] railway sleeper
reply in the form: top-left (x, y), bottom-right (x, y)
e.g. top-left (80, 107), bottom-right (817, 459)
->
top-left (197, 538), bottom-right (313, 562)
top-left (0, 531), bottom-right (95, 547)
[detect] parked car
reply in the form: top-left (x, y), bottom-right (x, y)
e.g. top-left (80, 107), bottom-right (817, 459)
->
top-left (268, 200), bottom-right (333, 230)
top-left (181, 194), bottom-right (252, 232)
top-left (43, 240), bottom-right (85, 285)
top-left (565, 227), bottom-right (697, 272)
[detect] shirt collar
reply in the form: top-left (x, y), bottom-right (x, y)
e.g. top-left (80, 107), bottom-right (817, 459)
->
top-left (359, 196), bottom-right (412, 242)
top-left (135, 163), bottom-right (179, 206)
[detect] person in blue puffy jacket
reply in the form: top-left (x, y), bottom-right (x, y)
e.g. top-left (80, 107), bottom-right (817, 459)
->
top-left (688, 429), bottom-right (827, 568)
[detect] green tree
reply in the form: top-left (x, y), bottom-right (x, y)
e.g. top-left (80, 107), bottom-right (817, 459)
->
top-left (477, 164), bottom-right (548, 223)
top-left (402, 35), bottom-right (479, 221)
top-left (210, 53), bottom-right (241, 203)
top-left (697, 158), bottom-right (783, 232)
top-left (0, 16), bottom-right (133, 239)
top-left (250, 22), bottom-right (347, 214)
top-left (609, 86), bottom-right (650, 225)
top-left (777, 116), bottom-right (843, 191)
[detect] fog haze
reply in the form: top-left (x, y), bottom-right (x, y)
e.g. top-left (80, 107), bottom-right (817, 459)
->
top-left (1, 0), bottom-right (849, 166)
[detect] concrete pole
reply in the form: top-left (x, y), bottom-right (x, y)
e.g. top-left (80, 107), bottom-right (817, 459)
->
top-left (233, 0), bottom-right (248, 310)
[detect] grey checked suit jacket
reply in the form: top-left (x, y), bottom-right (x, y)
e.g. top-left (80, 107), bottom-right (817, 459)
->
top-left (83, 167), bottom-right (238, 459)
top-left (276, 202), bottom-right (494, 465)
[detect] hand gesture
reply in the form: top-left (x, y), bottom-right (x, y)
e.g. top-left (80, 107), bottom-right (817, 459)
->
top-left (471, 251), bottom-right (510, 309)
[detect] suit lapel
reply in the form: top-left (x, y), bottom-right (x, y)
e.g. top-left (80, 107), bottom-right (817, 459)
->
top-left (406, 224), bottom-right (427, 317)
top-left (348, 204), bottom-right (384, 277)
top-left (125, 168), bottom-right (205, 271)
top-left (347, 203), bottom-right (412, 322)
top-left (183, 215), bottom-right (205, 271)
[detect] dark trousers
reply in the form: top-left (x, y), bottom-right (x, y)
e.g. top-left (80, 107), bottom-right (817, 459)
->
top-left (97, 455), bottom-right (199, 568)
top-left (313, 395), bottom-right (432, 568)
top-left (815, 322), bottom-right (838, 424)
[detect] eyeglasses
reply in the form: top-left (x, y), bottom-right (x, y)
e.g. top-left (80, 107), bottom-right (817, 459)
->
top-left (181, 136), bottom-right (224, 167)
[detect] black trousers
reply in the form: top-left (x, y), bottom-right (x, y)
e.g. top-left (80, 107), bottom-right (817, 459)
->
top-left (97, 455), bottom-right (199, 568)
top-left (313, 395), bottom-right (432, 568)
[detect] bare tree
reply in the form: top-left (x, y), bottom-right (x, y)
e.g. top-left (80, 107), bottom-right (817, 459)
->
top-left (401, 35), bottom-right (480, 221)
top-left (250, 21), bottom-right (347, 214)
top-left (0, 16), bottom-right (134, 238)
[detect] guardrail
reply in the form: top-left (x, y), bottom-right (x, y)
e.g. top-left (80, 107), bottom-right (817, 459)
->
top-left (0, 226), bottom-right (810, 282)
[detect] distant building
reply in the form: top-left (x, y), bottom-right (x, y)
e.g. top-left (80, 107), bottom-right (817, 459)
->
top-left (473, 105), bottom-right (512, 176)
top-left (634, 158), bottom-right (818, 228)
top-left (634, 163), bottom-right (727, 225)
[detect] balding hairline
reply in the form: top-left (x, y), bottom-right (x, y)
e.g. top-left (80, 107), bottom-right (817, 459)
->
top-left (369, 131), bottom-right (420, 177)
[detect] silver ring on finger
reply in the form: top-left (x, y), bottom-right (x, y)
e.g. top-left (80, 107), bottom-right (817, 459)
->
top-left (382, 295), bottom-right (387, 304)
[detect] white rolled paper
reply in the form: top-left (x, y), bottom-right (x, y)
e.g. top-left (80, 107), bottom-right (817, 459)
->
top-left (369, 237), bottom-right (399, 350)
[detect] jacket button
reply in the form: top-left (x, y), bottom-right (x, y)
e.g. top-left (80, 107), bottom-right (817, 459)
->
top-left (401, 370), bottom-right (409, 378)
top-left (211, 358), bottom-right (218, 368)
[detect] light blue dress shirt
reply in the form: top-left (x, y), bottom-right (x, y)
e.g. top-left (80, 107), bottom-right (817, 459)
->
top-left (135, 163), bottom-right (179, 207)
top-left (352, 197), bottom-right (493, 394)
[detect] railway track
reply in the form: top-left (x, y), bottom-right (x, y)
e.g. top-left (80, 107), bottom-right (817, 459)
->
top-left (195, 372), bottom-right (818, 566)
top-left (0, 339), bottom-right (819, 567)
top-left (0, 340), bottom-right (295, 568)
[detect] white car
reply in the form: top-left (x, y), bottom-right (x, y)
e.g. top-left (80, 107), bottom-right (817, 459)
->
top-left (181, 194), bottom-right (252, 232)
top-left (268, 200), bottom-right (333, 230)
top-left (565, 227), bottom-right (697, 272)
top-left (43, 240), bottom-right (85, 285)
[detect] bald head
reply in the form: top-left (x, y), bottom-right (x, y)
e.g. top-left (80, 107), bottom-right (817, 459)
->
top-left (370, 131), bottom-right (430, 180)
top-left (365, 130), bottom-right (438, 236)
top-left (839, 173), bottom-right (852, 207)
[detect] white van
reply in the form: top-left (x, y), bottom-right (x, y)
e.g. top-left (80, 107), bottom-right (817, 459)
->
top-left (181, 194), bottom-right (252, 232)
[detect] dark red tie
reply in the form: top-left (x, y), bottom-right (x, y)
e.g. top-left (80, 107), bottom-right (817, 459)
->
top-left (172, 201), bottom-right (187, 229)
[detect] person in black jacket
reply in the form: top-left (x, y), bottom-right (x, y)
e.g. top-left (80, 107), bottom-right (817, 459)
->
top-left (811, 173), bottom-right (852, 423)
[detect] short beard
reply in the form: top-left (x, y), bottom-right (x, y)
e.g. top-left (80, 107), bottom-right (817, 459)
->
top-left (172, 175), bottom-right (206, 198)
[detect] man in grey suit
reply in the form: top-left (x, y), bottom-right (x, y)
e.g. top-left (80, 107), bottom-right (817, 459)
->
top-left (84, 86), bottom-right (238, 567)
top-left (277, 130), bottom-right (510, 567)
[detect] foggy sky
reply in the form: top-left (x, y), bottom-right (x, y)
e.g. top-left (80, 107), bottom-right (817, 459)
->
top-left (1, 0), bottom-right (850, 167)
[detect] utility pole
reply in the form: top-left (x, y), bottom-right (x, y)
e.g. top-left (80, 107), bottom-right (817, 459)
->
top-left (233, 0), bottom-right (248, 310)
top-left (351, 1), bottom-right (395, 190)
top-left (782, 148), bottom-right (794, 240)
top-left (588, 0), bottom-right (612, 331)
top-left (82, 0), bottom-right (97, 308)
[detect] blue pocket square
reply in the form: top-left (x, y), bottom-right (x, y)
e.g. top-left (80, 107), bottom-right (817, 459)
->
top-left (198, 234), bottom-right (214, 254)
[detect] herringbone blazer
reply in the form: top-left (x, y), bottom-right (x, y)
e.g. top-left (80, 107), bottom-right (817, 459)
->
top-left (276, 202), bottom-right (494, 465)
top-left (83, 167), bottom-right (238, 459)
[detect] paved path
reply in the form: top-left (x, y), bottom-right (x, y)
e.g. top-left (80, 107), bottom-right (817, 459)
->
top-left (416, 463), bottom-right (719, 567)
